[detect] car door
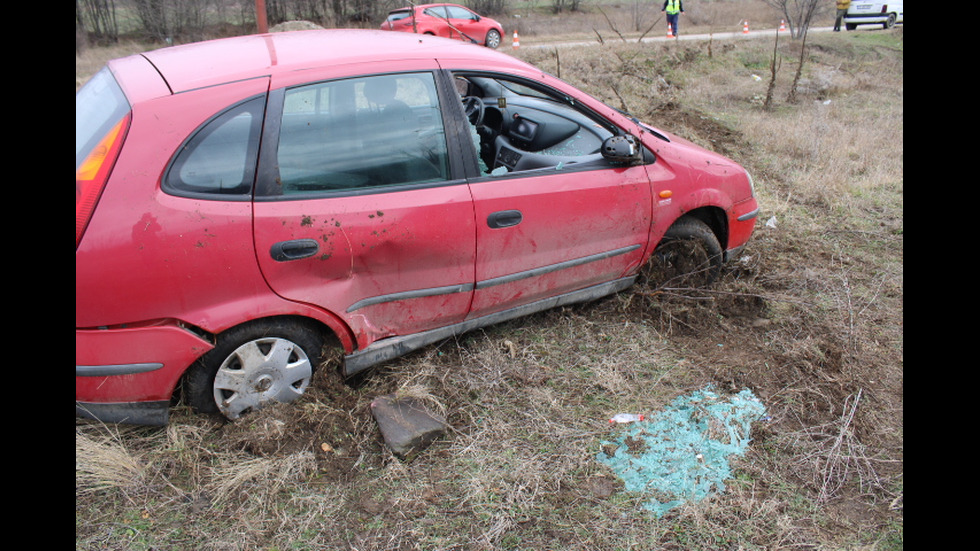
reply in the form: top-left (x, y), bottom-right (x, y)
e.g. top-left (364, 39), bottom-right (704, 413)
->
top-left (455, 74), bottom-right (654, 320)
top-left (253, 69), bottom-right (477, 346)
top-left (421, 6), bottom-right (455, 40)
top-left (443, 5), bottom-right (484, 43)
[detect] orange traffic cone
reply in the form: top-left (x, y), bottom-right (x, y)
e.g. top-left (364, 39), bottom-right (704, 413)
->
top-left (666, 23), bottom-right (674, 39)
top-left (779, 20), bottom-right (787, 32)
top-left (512, 30), bottom-right (520, 49)
top-left (743, 21), bottom-right (750, 34)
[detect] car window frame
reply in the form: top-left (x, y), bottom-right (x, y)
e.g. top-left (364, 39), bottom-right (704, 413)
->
top-left (444, 70), bottom-right (650, 181)
top-left (162, 95), bottom-right (266, 201)
top-left (422, 6), bottom-right (449, 19)
top-left (255, 70), bottom-right (475, 201)
top-left (445, 6), bottom-right (478, 20)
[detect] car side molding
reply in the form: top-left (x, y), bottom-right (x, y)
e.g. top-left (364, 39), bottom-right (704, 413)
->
top-left (76, 363), bottom-right (165, 377)
top-left (342, 276), bottom-right (636, 376)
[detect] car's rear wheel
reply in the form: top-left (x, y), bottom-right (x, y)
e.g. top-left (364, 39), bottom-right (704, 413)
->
top-left (883, 13), bottom-right (896, 29)
top-left (646, 217), bottom-right (723, 288)
top-left (184, 319), bottom-right (324, 421)
top-left (485, 29), bottom-right (501, 49)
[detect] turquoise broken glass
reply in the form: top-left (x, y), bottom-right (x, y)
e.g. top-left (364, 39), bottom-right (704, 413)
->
top-left (596, 387), bottom-right (767, 517)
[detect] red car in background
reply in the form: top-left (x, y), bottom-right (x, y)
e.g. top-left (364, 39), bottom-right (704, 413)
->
top-left (76, 30), bottom-right (758, 426)
top-left (382, 3), bottom-right (504, 48)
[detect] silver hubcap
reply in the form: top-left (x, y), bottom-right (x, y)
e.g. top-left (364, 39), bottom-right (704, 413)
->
top-left (212, 337), bottom-right (313, 420)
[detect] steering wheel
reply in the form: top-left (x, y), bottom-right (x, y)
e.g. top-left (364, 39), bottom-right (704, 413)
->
top-left (462, 96), bottom-right (485, 127)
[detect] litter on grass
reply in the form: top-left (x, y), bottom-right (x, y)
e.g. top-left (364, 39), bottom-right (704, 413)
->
top-left (596, 386), bottom-right (767, 517)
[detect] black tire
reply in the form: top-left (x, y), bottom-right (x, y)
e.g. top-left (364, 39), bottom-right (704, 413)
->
top-left (485, 29), bottom-right (502, 49)
top-left (883, 14), bottom-right (896, 29)
top-left (184, 319), bottom-right (324, 420)
top-left (647, 217), bottom-right (724, 288)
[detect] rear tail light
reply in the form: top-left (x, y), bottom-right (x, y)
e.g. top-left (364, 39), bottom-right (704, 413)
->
top-left (76, 115), bottom-right (130, 247)
top-left (881, 5), bottom-right (888, 13)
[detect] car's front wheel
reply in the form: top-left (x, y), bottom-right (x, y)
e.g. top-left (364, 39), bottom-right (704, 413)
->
top-left (646, 217), bottom-right (724, 288)
top-left (485, 29), bottom-right (501, 49)
top-left (184, 319), bottom-right (324, 421)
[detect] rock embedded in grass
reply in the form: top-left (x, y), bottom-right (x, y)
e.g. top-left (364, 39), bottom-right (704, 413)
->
top-left (371, 394), bottom-right (448, 460)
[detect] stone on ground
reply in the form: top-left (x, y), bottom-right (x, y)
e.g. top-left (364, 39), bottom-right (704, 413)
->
top-left (370, 394), bottom-right (448, 460)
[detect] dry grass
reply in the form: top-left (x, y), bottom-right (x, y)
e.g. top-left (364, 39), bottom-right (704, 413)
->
top-left (75, 426), bottom-right (149, 496)
top-left (77, 4), bottom-right (902, 550)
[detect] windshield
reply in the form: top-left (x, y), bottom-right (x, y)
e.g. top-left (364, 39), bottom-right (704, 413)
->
top-left (76, 67), bottom-right (130, 171)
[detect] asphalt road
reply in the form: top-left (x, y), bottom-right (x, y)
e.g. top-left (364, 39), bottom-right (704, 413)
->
top-left (522, 26), bottom-right (840, 49)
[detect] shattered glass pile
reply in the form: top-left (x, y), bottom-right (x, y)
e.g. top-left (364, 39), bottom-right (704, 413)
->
top-left (596, 387), bottom-right (767, 517)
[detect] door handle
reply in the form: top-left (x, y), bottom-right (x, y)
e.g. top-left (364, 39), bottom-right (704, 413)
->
top-left (270, 239), bottom-right (319, 262)
top-left (487, 210), bottom-right (523, 229)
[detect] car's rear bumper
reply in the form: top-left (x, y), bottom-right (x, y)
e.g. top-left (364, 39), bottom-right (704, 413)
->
top-left (76, 321), bottom-right (214, 425)
top-left (76, 400), bottom-right (170, 426)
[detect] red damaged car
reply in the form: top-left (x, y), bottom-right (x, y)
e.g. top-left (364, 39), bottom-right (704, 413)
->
top-left (76, 29), bottom-right (759, 426)
top-left (382, 3), bottom-right (504, 48)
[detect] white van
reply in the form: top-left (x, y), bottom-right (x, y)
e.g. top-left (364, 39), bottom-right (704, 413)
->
top-left (844, 2), bottom-right (903, 30)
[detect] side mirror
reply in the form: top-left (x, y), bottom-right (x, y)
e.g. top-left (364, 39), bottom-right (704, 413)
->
top-left (601, 135), bottom-right (644, 166)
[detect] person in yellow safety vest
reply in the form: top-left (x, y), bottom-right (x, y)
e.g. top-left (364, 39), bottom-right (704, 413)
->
top-left (834, 0), bottom-right (851, 31)
top-left (662, 0), bottom-right (684, 37)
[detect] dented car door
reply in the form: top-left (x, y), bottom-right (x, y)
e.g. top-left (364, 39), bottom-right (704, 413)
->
top-left (253, 69), bottom-right (477, 346)
top-left (458, 74), bottom-right (654, 319)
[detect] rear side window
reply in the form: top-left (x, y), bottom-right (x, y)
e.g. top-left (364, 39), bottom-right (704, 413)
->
top-left (274, 72), bottom-right (450, 195)
top-left (76, 68), bottom-right (130, 172)
top-left (164, 97), bottom-right (265, 198)
top-left (386, 9), bottom-right (411, 23)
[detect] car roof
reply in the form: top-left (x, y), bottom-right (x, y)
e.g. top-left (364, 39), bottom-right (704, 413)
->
top-left (119, 29), bottom-right (514, 97)
top-left (389, 4), bottom-right (467, 13)
top-left (390, 4), bottom-right (470, 12)
top-left (415, 3), bottom-right (466, 8)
